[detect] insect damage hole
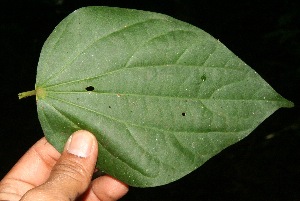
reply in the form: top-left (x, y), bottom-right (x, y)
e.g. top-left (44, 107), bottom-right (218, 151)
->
top-left (85, 86), bottom-right (95, 91)
top-left (181, 112), bottom-right (186, 116)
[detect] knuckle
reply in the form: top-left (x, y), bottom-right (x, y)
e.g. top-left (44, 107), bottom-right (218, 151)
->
top-left (21, 187), bottom-right (67, 201)
top-left (0, 182), bottom-right (21, 200)
top-left (52, 158), bottom-right (90, 183)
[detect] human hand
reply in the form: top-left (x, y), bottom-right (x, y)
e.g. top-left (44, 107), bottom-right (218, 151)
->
top-left (0, 130), bottom-right (128, 201)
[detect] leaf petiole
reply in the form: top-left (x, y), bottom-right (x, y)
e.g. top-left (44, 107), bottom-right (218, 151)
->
top-left (18, 90), bottom-right (36, 99)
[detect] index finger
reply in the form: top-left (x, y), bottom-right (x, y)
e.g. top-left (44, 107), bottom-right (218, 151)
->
top-left (0, 137), bottom-right (60, 199)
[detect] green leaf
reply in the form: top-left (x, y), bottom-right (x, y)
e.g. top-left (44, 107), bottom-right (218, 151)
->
top-left (31, 6), bottom-right (294, 187)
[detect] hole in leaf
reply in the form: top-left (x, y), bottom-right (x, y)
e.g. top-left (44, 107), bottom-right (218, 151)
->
top-left (182, 112), bottom-right (186, 116)
top-left (85, 86), bottom-right (94, 91)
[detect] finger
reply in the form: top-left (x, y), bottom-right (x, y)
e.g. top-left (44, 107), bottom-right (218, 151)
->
top-left (82, 175), bottom-right (129, 201)
top-left (0, 137), bottom-right (60, 200)
top-left (20, 130), bottom-right (98, 201)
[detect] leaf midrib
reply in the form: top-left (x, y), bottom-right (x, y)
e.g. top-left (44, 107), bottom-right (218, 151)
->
top-left (41, 64), bottom-right (248, 89)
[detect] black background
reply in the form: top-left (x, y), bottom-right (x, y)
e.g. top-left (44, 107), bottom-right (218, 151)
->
top-left (1, 0), bottom-right (299, 200)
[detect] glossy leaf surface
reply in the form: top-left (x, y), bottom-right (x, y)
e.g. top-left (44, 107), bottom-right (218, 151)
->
top-left (34, 6), bottom-right (293, 187)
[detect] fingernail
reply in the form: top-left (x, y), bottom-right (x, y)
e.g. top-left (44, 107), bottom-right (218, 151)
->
top-left (67, 131), bottom-right (94, 158)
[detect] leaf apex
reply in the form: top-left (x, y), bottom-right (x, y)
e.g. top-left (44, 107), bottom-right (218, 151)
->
top-left (285, 100), bottom-right (295, 108)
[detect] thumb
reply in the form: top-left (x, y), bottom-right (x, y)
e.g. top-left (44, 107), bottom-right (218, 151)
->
top-left (21, 130), bottom-right (98, 201)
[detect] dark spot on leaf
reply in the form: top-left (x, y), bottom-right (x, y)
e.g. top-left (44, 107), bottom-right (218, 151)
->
top-left (201, 74), bottom-right (206, 81)
top-left (109, 106), bottom-right (111, 108)
top-left (182, 112), bottom-right (186, 116)
top-left (85, 86), bottom-right (94, 91)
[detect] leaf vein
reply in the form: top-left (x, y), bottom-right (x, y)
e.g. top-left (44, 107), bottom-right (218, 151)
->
top-left (43, 64), bottom-right (246, 89)
top-left (46, 93), bottom-right (251, 134)
top-left (40, 14), bottom-right (76, 86)
top-left (45, 98), bottom-right (153, 175)
top-left (42, 18), bottom-right (168, 87)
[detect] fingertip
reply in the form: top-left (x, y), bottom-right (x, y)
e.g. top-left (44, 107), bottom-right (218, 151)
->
top-left (65, 130), bottom-right (98, 158)
top-left (33, 130), bottom-right (99, 200)
top-left (89, 175), bottom-right (129, 201)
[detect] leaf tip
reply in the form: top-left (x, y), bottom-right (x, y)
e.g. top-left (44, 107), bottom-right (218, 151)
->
top-left (286, 100), bottom-right (294, 108)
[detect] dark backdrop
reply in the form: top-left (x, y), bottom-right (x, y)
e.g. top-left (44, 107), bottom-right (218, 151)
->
top-left (1, 0), bottom-right (299, 200)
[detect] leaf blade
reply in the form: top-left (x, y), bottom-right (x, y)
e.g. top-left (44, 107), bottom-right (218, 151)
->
top-left (36, 6), bottom-right (293, 187)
